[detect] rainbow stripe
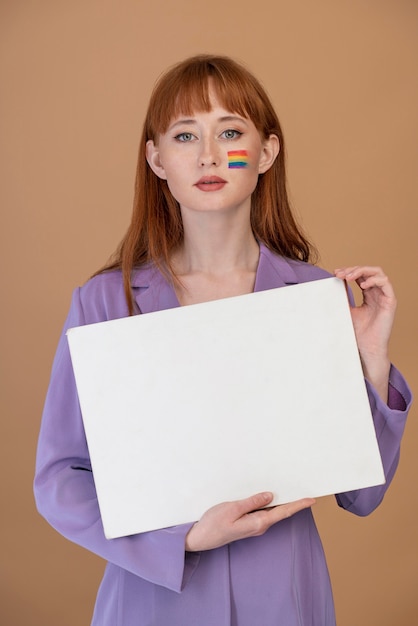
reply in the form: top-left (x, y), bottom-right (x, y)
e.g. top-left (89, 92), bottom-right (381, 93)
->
top-left (228, 150), bottom-right (249, 168)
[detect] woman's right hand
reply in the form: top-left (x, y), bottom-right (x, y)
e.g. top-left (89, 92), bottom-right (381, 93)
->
top-left (185, 492), bottom-right (315, 552)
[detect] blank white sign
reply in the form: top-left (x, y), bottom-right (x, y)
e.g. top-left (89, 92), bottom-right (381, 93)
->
top-left (67, 277), bottom-right (384, 539)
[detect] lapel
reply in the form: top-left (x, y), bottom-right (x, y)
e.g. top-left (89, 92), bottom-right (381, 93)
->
top-left (254, 242), bottom-right (299, 292)
top-left (131, 265), bottom-right (179, 315)
top-left (131, 243), bottom-right (300, 314)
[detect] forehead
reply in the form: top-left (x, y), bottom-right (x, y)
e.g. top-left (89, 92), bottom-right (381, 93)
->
top-left (155, 78), bottom-right (254, 135)
top-left (167, 99), bottom-right (250, 129)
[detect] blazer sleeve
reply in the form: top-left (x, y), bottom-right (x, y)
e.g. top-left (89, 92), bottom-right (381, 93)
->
top-left (335, 365), bottom-right (412, 515)
top-left (34, 287), bottom-right (200, 592)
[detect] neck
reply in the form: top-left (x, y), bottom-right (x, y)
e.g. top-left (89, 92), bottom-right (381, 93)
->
top-left (172, 201), bottom-right (259, 277)
top-left (172, 209), bottom-right (259, 276)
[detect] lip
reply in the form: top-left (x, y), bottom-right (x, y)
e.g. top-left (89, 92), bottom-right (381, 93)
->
top-left (194, 176), bottom-right (227, 192)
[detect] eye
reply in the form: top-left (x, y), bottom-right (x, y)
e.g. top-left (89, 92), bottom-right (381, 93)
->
top-left (221, 129), bottom-right (243, 140)
top-left (174, 132), bottom-right (196, 142)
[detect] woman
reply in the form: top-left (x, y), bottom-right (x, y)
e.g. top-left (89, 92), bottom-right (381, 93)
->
top-left (34, 54), bottom-right (411, 625)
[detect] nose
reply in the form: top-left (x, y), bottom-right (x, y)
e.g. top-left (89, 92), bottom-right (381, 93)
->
top-left (198, 136), bottom-right (220, 167)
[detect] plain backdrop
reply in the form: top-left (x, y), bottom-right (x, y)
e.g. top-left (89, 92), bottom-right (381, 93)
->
top-left (1, 1), bottom-right (417, 624)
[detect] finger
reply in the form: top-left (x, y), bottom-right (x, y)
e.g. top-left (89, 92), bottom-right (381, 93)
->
top-left (335, 265), bottom-right (384, 280)
top-left (335, 267), bottom-right (395, 299)
top-left (237, 497), bottom-right (316, 537)
top-left (231, 492), bottom-right (274, 517)
top-left (355, 274), bottom-right (394, 293)
top-left (265, 498), bottom-right (316, 523)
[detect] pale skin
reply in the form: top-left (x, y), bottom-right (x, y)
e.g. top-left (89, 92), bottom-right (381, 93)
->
top-left (146, 88), bottom-right (397, 553)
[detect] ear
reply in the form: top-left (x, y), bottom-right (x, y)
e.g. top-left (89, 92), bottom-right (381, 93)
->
top-left (146, 140), bottom-right (168, 180)
top-left (258, 134), bottom-right (280, 174)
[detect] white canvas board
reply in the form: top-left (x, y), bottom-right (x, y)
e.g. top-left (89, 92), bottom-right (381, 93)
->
top-left (67, 277), bottom-right (385, 539)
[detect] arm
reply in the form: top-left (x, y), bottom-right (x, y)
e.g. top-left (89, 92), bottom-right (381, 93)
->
top-left (35, 286), bottom-right (314, 581)
top-left (334, 266), bottom-right (412, 515)
top-left (34, 287), bottom-right (199, 592)
top-left (334, 265), bottom-right (396, 403)
top-left (336, 365), bottom-right (411, 515)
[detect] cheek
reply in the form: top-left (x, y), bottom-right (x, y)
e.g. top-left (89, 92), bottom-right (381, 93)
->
top-left (162, 159), bottom-right (186, 183)
top-left (162, 166), bottom-right (191, 202)
top-left (227, 150), bottom-right (249, 169)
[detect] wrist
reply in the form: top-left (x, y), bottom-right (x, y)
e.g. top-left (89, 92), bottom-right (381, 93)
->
top-left (185, 523), bottom-right (199, 552)
top-left (360, 354), bottom-right (391, 403)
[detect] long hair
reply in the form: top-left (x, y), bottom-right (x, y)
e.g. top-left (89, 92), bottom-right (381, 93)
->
top-left (97, 54), bottom-right (317, 314)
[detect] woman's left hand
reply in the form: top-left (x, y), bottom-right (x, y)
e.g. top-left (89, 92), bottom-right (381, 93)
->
top-left (334, 266), bottom-right (396, 403)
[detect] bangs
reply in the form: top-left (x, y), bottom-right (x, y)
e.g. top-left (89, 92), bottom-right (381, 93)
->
top-left (145, 55), bottom-right (275, 139)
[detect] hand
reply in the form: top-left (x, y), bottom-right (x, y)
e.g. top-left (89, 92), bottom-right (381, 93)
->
top-left (334, 265), bottom-right (396, 402)
top-left (185, 492), bottom-right (315, 552)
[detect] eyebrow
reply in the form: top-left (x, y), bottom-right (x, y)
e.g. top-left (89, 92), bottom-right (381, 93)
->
top-left (168, 115), bottom-right (249, 131)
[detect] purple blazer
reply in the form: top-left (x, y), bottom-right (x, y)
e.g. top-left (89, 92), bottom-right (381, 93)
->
top-left (34, 243), bottom-right (412, 626)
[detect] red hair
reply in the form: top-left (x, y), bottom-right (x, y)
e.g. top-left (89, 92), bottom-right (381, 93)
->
top-left (97, 54), bottom-right (317, 314)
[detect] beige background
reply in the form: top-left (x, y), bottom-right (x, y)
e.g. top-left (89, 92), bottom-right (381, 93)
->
top-left (1, 1), bottom-right (417, 624)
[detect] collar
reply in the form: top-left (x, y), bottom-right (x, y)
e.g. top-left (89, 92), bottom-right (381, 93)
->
top-left (131, 242), bottom-right (299, 314)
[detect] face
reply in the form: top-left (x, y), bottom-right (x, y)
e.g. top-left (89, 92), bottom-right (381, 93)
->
top-left (146, 88), bottom-right (279, 219)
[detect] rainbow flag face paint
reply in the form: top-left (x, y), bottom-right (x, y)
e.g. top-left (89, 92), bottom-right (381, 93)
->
top-left (227, 150), bottom-right (249, 168)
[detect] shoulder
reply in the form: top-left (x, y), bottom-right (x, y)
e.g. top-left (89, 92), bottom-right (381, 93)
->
top-left (74, 264), bottom-right (160, 324)
top-left (259, 243), bottom-right (332, 285)
top-left (284, 257), bottom-right (332, 282)
top-left (76, 270), bottom-right (129, 324)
